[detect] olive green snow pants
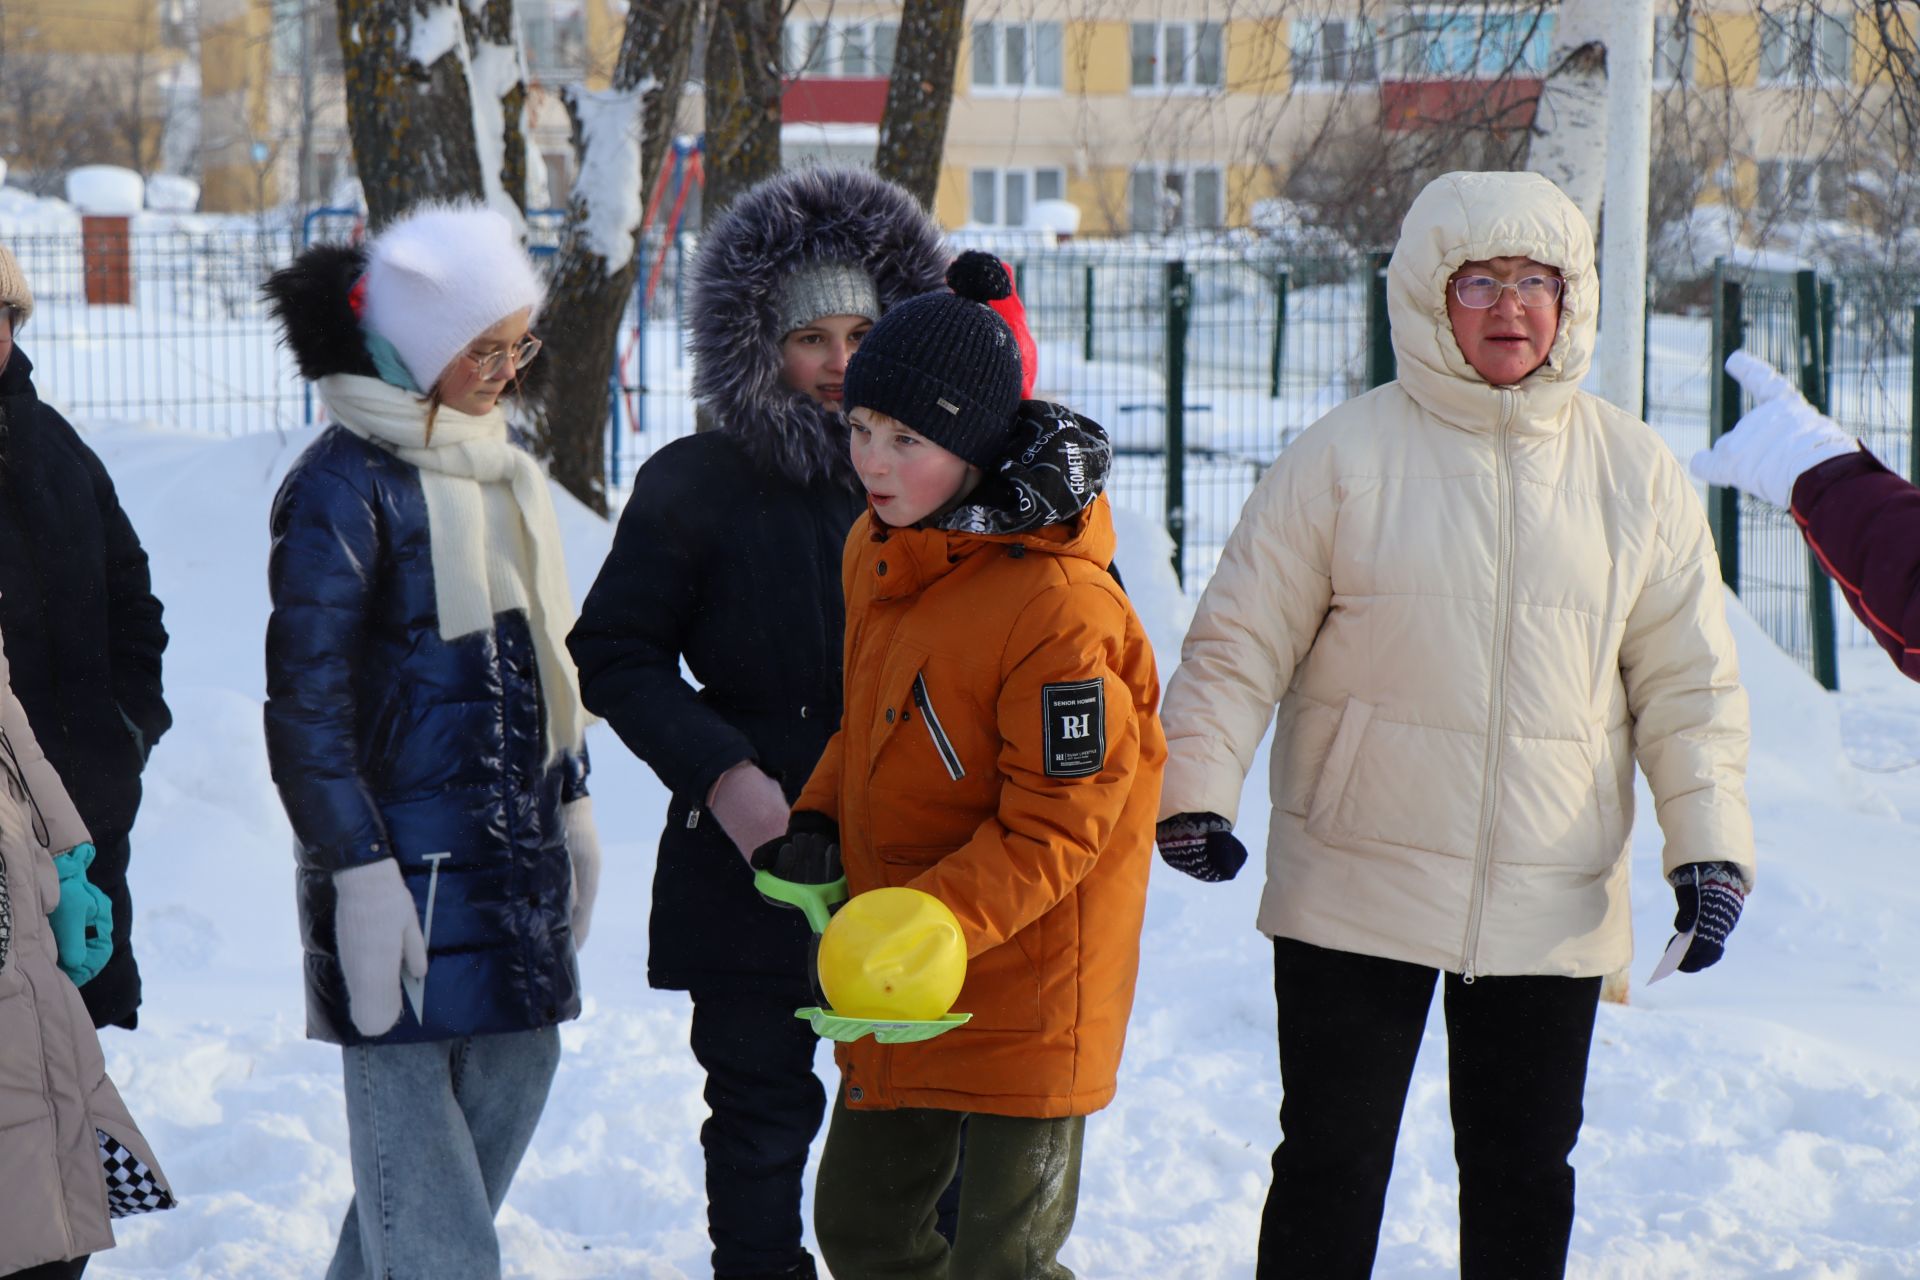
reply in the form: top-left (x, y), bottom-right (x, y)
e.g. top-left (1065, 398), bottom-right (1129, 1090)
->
top-left (814, 1090), bottom-right (1085, 1280)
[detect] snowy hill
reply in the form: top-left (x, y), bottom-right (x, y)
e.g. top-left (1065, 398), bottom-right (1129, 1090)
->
top-left (75, 421), bottom-right (1920, 1278)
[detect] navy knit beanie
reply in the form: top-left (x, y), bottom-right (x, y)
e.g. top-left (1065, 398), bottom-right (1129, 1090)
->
top-left (843, 251), bottom-right (1023, 468)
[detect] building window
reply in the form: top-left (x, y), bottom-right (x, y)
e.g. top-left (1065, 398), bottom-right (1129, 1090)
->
top-left (786, 20), bottom-right (899, 78)
top-left (970, 167), bottom-right (1065, 227)
top-left (1653, 14), bottom-right (1692, 85)
top-left (522, 0), bottom-right (588, 82)
top-left (1389, 8), bottom-right (1555, 78)
top-left (1759, 10), bottom-right (1851, 84)
top-left (1130, 22), bottom-right (1226, 92)
top-left (1128, 166), bottom-right (1225, 233)
top-left (971, 22), bottom-right (1063, 91)
top-left (1757, 158), bottom-right (1850, 219)
top-left (1292, 19), bottom-right (1378, 86)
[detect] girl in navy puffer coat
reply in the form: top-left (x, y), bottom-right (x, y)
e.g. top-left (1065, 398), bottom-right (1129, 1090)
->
top-left (263, 202), bottom-right (599, 1280)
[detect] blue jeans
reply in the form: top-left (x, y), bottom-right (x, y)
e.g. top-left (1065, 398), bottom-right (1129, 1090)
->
top-left (326, 1026), bottom-right (562, 1280)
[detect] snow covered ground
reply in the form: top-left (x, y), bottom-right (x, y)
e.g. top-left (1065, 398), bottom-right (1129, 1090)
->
top-left (69, 419), bottom-right (1920, 1278)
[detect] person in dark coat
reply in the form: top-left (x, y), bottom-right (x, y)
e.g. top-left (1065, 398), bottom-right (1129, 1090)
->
top-left (263, 202), bottom-right (601, 1280)
top-left (1692, 350), bottom-right (1920, 683)
top-left (0, 242), bottom-right (170, 1034)
top-left (567, 166), bottom-right (948, 1280)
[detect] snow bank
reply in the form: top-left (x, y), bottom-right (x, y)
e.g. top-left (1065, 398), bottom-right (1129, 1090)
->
top-left (58, 420), bottom-right (1920, 1277)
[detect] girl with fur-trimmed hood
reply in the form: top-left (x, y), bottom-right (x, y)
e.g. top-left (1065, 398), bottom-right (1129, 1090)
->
top-left (263, 202), bottom-right (600, 1280)
top-left (567, 166), bottom-right (947, 1280)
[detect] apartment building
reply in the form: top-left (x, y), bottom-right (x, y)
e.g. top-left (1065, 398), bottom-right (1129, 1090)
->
top-left (762, 1), bottom-right (1909, 235)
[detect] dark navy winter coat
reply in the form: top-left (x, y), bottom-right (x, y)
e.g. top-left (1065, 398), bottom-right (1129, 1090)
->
top-left (261, 239), bottom-right (583, 1046)
top-left (570, 431), bottom-right (861, 995)
top-left (267, 426), bottom-right (587, 1046)
top-left (0, 347), bottom-right (170, 1031)
top-left (567, 166), bottom-right (949, 996)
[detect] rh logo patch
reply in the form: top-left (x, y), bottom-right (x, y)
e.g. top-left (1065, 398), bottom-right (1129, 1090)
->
top-left (1042, 679), bottom-right (1106, 778)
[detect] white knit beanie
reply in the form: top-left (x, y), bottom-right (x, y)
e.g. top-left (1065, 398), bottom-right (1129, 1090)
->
top-left (361, 202), bottom-right (546, 393)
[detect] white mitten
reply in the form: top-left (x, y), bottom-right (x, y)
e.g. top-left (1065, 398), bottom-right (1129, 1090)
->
top-left (333, 859), bottom-right (427, 1037)
top-left (1689, 351), bottom-right (1859, 508)
top-left (564, 796), bottom-right (602, 951)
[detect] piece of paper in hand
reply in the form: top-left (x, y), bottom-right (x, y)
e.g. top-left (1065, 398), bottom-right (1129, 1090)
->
top-left (1648, 928), bottom-right (1694, 985)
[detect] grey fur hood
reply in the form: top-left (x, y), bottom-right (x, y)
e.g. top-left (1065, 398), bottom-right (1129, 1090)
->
top-left (688, 166), bottom-right (949, 489)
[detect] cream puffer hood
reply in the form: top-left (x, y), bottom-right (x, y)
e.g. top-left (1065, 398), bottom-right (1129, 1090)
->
top-left (1389, 170), bottom-right (1596, 435)
top-left (1158, 171), bottom-right (1753, 980)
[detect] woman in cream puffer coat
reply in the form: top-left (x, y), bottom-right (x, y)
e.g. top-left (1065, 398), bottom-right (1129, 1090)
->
top-left (0, 633), bottom-right (173, 1279)
top-left (1156, 172), bottom-right (1755, 1279)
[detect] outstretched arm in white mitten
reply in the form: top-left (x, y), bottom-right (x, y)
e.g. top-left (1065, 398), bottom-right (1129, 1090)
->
top-left (1690, 351), bottom-right (1859, 508)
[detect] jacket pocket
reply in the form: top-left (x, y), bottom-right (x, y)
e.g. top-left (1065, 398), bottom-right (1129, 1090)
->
top-left (1304, 697), bottom-right (1374, 841)
top-left (911, 674), bottom-right (966, 782)
top-left (876, 844), bottom-right (951, 877)
top-left (1589, 723), bottom-right (1631, 861)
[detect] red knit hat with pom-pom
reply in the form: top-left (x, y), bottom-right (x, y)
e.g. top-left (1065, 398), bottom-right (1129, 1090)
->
top-left (945, 250), bottom-right (1037, 398)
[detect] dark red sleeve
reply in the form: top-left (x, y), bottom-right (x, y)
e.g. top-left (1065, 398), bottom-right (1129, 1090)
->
top-left (1791, 450), bottom-right (1920, 682)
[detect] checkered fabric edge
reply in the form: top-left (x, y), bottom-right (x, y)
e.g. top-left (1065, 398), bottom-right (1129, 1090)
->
top-left (96, 1128), bottom-right (176, 1218)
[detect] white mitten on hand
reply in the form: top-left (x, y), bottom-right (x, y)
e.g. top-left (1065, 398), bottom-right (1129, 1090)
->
top-left (563, 796), bottom-right (602, 951)
top-left (333, 858), bottom-right (427, 1037)
top-left (1689, 351), bottom-right (1859, 508)
top-left (706, 762), bottom-right (791, 865)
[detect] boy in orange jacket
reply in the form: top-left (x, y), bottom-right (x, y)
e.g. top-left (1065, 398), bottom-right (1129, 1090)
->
top-left (754, 254), bottom-right (1166, 1279)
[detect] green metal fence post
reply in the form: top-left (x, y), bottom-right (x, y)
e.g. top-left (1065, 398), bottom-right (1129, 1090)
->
top-left (1708, 261), bottom-right (1742, 591)
top-left (1641, 284), bottom-right (1654, 423)
top-left (1270, 267), bottom-right (1290, 399)
top-left (1083, 264), bottom-right (1096, 364)
top-left (1794, 268), bottom-right (1840, 691)
top-left (1367, 250), bottom-right (1395, 388)
top-left (1819, 277), bottom-right (1837, 411)
top-left (1165, 260), bottom-right (1191, 588)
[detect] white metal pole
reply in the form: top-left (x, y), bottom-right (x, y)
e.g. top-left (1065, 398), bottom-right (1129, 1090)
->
top-left (1597, 0), bottom-right (1655, 415)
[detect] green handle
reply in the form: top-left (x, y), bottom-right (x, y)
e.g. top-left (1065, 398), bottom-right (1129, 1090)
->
top-left (754, 870), bottom-right (849, 934)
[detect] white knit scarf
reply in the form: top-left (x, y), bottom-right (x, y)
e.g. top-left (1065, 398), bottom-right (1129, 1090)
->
top-left (317, 373), bottom-right (588, 763)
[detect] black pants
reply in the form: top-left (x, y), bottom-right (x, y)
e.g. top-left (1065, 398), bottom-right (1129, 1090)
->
top-left (1258, 938), bottom-right (1602, 1280)
top-left (688, 986), bottom-right (829, 1279)
top-left (7, 1257), bottom-right (90, 1279)
top-left (687, 987), bottom-right (964, 1278)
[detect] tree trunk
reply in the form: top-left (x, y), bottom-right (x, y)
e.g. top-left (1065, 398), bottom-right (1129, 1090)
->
top-left (874, 0), bottom-right (966, 210)
top-left (336, 0), bottom-right (486, 229)
top-left (1522, 0), bottom-right (1609, 229)
top-left (461, 0), bottom-right (530, 220)
top-left (523, 0), bottom-right (699, 514)
top-left (702, 0), bottom-right (782, 219)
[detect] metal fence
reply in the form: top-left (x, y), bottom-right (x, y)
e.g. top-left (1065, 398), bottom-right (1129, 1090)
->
top-left (9, 222), bottom-right (1917, 647)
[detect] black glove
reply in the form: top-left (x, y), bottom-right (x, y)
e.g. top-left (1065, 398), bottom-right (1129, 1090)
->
top-left (1668, 861), bottom-right (1748, 973)
top-left (751, 811), bottom-right (843, 884)
top-left (1155, 812), bottom-right (1247, 883)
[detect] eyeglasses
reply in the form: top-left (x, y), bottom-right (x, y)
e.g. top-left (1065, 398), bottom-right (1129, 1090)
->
top-left (464, 334), bottom-right (541, 380)
top-left (1452, 275), bottom-right (1563, 309)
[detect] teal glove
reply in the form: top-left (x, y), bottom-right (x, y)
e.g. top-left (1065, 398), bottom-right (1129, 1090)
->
top-left (47, 842), bottom-right (114, 986)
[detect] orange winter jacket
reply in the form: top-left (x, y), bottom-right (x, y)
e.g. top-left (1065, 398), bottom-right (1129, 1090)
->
top-left (796, 494), bottom-right (1165, 1118)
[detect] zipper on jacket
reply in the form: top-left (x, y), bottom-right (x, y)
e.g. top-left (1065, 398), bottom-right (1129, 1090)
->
top-left (1461, 391), bottom-right (1519, 983)
top-left (911, 674), bottom-right (966, 781)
